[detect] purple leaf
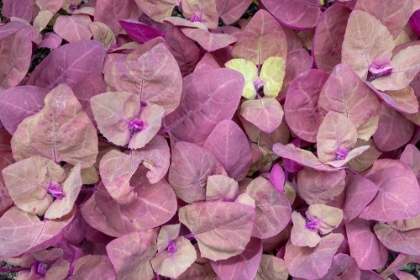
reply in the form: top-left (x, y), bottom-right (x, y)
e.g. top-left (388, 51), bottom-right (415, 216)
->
top-left (178, 201), bottom-right (256, 261)
top-left (2, 0), bottom-right (32, 22)
top-left (168, 141), bottom-right (226, 203)
top-left (27, 40), bottom-right (105, 90)
top-left (359, 159), bottom-right (420, 221)
top-left (94, 0), bottom-right (139, 35)
top-left (203, 120), bottom-right (252, 181)
top-left (211, 237), bottom-right (262, 280)
top-left (163, 68), bottom-right (244, 145)
top-left (284, 69), bottom-right (329, 143)
top-left (215, 0), bottom-right (252, 25)
top-left (119, 19), bottom-right (167, 43)
top-left (261, 0), bottom-right (322, 30)
top-left (346, 218), bottom-right (389, 270)
top-left (374, 223), bottom-right (420, 255)
top-left (269, 164), bottom-right (285, 193)
top-left (0, 85), bottom-right (48, 135)
top-left (38, 32), bottom-right (63, 49)
top-left (409, 9), bottom-right (420, 36)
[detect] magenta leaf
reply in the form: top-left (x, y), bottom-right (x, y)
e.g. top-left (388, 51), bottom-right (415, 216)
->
top-left (106, 229), bottom-right (157, 279)
top-left (168, 141), bottom-right (226, 203)
top-left (342, 174), bottom-right (378, 223)
top-left (81, 169), bottom-right (177, 237)
top-left (284, 233), bottom-right (344, 279)
top-left (203, 120), bottom-right (252, 181)
top-left (246, 177), bottom-right (291, 239)
top-left (2, 0), bottom-right (32, 22)
top-left (346, 218), bottom-right (388, 270)
top-left (0, 206), bottom-right (75, 259)
top-left (2, 156), bottom-right (65, 215)
top-left (269, 164), bottom-right (285, 193)
top-left (206, 175), bottom-right (238, 202)
top-left (150, 236), bottom-right (197, 278)
top-left (0, 28), bottom-right (32, 90)
top-left (104, 39), bottom-right (182, 115)
top-left (318, 64), bottom-right (381, 140)
top-left (119, 19), bottom-right (167, 43)
top-left (284, 69), bottom-right (329, 143)
top-left (72, 255), bottom-right (116, 280)
top-left (261, 0), bottom-right (322, 30)
top-left (359, 159), bottom-right (420, 221)
top-left (179, 201), bottom-right (256, 261)
top-left (11, 84), bottom-right (98, 168)
top-left (231, 9), bottom-right (287, 64)
top-left (409, 9), bottom-right (420, 36)
top-left (163, 68), bottom-right (244, 145)
top-left (27, 40), bottom-right (105, 90)
top-left (211, 237), bottom-right (262, 280)
top-left (313, 5), bottom-right (352, 73)
top-left (0, 85), bottom-right (48, 135)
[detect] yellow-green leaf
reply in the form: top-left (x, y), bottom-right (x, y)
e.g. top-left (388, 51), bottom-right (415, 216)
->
top-left (260, 57), bottom-right (285, 98)
top-left (225, 58), bottom-right (258, 99)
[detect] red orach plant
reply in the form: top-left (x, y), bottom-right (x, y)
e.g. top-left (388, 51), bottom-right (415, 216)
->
top-left (1, 0), bottom-right (420, 279)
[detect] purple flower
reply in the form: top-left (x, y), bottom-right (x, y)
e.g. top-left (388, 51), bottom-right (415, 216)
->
top-left (128, 119), bottom-right (144, 133)
top-left (335, 147), bottom-right (348, 160)
top-left (167, 240), bottom-right (177, 254)
top-left (48, 181), bottom-right (64, 200)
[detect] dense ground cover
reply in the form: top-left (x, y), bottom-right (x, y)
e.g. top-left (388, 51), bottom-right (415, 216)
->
top-left (1, 0), bottom-right (420, 279)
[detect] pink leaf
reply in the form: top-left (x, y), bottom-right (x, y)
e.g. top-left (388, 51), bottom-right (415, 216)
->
top-left (261, 0), bottom-right (322, 30)
top-left (231, 9), bottom-right (287, 64)
top-left (374, 223), bottom-right (420, 255)
top-left (11, 84), bottom-right (98, 168)
top-left (81, 170), bottom-right (177, 237)
top-left (240, 98), bottom-right (284, 134)
top-left (321, 254), bottom-right (361, 280)
top-left (215, 0), bottom-right (252, 25)
top-left (203, 120), bottom-right (252, 181)
top-left (273, 143), bottom-right (339, 172)
top-left (342, 174), bottom-right (378, 223)
top-left (317, 111), bottom-right (358, 163)
top-left (2, 156), bottom-right (65, 215)
top-left (119, 19), bottom-right (167, 43)
top-left (354, 0), bottom-right (413, 38)
top-left (181, 27), bottom-right (237, 52)
top-left (246, 177), bottom-right (291, 239)
top-left (284, 69), bottom-right (329, 143)
top-left (373, 104), bottom-right (415, 152)
top-left (255, 255), bottom-right (288, 280)
top-left (94, 0), bottom-right (139, 35)
top-left (378, 86), bottom-right (419, 114)
top-left (211, 237), bottom-right (262, 280)
top-left (0, 206), bottom-right (75, 259)
top-left (346, 219), bottom-right (394, 269)
top-left (134, 0), bottom-right (178, 22)
top-left (0, 28), bottom-right (32, 90)
top-left (307, 204), bottom-right (343, 235)
top-left (359, 159), bottom-right (420, 221)
top-left (27, 40), bottom-right (105, 90)
top-left (313, 5), bottom-right (352, 73)
top-left (168, 141), bottom-right (226, 203)
top-left (72, 255), bottom-right (116, 280)
top-left (284, 233), bottom-right (344, 279)
top-left (38, 32), bottom-right (65, 49)
top-left (341, 10), bottom-right (395, 80)
top-left (178, 201), bottom-right (256, 261)
top-left (45, 164), bottom-right (82, 220)
top-left (297, 168), bottom-right (346, 205)
top-left (165, 27), bottom-right (200, 77)
top-left (400, 144), bottom-right (420, 176)
top-left (206, 175), bottom-right (238, 203)
top-left (151, 236), bottom-right (197, 278)
top-left (2, 0), bottom-right (33, 22)
top-left (163, 68), bottom-right (244, 145)
top-left (104, 39), bottom-right (182, 115)
top-left (291, 211), bottom-right (321, 247)
top-left (53, 15), bottom-right (92, 42)
top-left (318, 64), bottom-right (381, 140)
top-left (0, 85), bottom-right (48, 135)
top-left (269, 164), bottom-right (285, 193)
top-left (181, 0), bottom-right (219, 29)
top-left (106, 229), bottom-right (157, 279)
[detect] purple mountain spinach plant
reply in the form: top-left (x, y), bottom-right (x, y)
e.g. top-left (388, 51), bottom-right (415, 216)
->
top-left (1, 0), bottom-right (420, 279)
